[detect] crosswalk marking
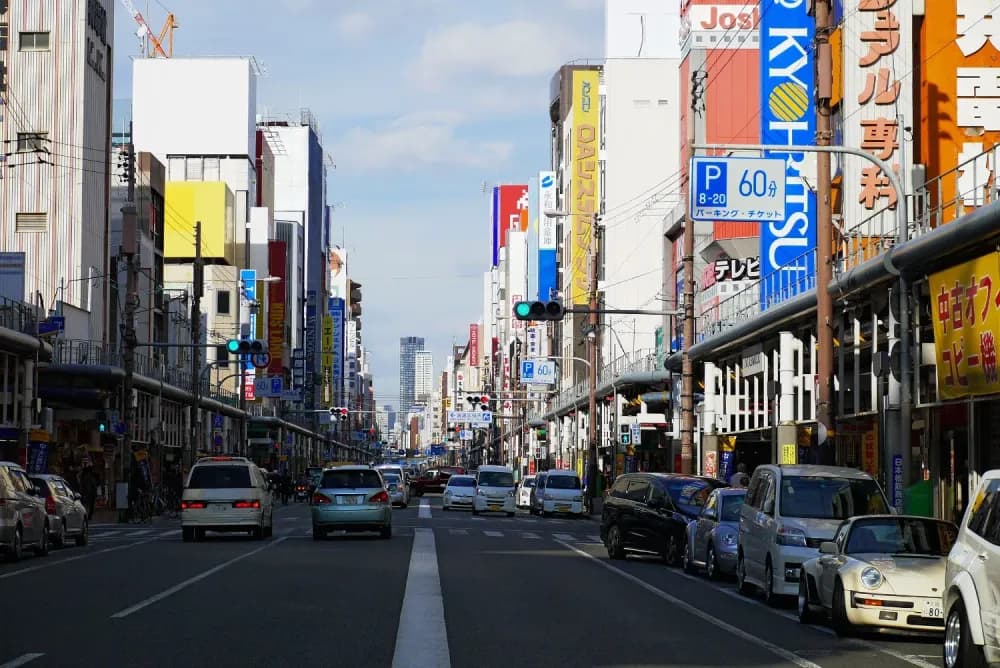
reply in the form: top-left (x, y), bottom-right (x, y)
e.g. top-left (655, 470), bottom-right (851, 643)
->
top-left (552, 533), bottom-right (576, 541)
top-left (448, 529), bottom-right (468, 535)
top-left (483, 530), bottom-right (504, 537)
top-left (125, 529), bottom-right (155, 537)
top-left (521, 532), bottom-right (540, 539)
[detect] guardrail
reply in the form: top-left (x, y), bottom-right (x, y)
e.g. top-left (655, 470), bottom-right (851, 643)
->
top-left (0, 295), bottom-right (39, 335)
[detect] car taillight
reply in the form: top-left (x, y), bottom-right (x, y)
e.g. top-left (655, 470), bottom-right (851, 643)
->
top-left (232, 500), bottom-right (260, 509)
top-left (45, 497), bottom-right (56, 514)
top-left (369, 490), bottom-right (389, 504)
top-left (312, 492), bottom-right (331, 505)
top-left (181, 500), bottom-right (207, 510)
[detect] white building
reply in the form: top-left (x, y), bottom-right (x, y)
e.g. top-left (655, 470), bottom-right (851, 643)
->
top-left (2, 0), bottom-right (114, 340)
top-left (414, 351), bottom-right (434, 402)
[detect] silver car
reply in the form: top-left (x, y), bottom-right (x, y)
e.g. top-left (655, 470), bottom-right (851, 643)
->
top-left (311, 466), bottom-right (392, 539)
top-left (0, 461), bottom-right (50, 561)
top-left (381, 472), bottom-right (409, 507)
top-left (29, 474), bottom-right (89, 547)
top-left (684, 488), bottom-right (746, 579)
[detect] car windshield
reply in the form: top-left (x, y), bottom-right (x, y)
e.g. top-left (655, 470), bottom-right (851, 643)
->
top-left (523, 479), bottom-right (535, 488)
top-left (478, 471), bottom-right (514, 487)
top-left (383, 474), bottom-right (400, 485)
top-left (846, 518), bottom-right (958, 556)
top-left (188, 466), bottom-right (252, 489)
top-left (448, 477), bottom-right (475, 487)
top-left (321, 470), bottom-right (383, 489)
top-left (779, 476), bottom-right (888, 519)
top-left (720, 494), bottom-right (745, 522)
top-left (547, 475), bottom-right (581, 490)
top-left (665, 479), bottom-right (717, 515)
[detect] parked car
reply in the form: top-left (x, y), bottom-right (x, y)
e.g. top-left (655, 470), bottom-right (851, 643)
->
top-left (601, 473), bottom-right (725, 565)
top-left (516, 475), bottom-right (536, 509)
top-left (531, 469), bottom-right (584, 517)
top-left (737, 464), bottom-right (890, 606)
top-left (943, 469), bottom-right (1000, 668)
top-left (181, 456), bottom-right (273, 542)
top-left (683, 488), bottom-right (746, 578)
top-left (311, 466), bottom-right (391, 539)
top-left (0, 461), bottom-right (50, 561)
top-left (798, 514), bottom-right (957, 635)
top-left (411, 469), bottom-right (452, 496)
top-left (442, 474), bottom-right (476, 511)
top-left (472, 465), bottom-right (516, 516)
top-left (529, 472), bottom-right (548, 515)
top-left (29, 474), bottom-right (89, 547)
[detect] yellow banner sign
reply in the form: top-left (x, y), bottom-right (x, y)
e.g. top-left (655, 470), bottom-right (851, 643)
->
top-left (322, 315), bottom-right (334, 372)
top-left (571, 69), bottom-right (600, 306)
top-left (930, 251), bottom-right (1000, 399)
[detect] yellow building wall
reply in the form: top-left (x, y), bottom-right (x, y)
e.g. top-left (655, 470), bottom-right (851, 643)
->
top-left (164, 182), bottom-right (235, 262)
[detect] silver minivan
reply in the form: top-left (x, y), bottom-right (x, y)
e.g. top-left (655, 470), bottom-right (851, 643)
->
top-left (0, 461), bottom-right (51, 561)
top-left (737, 464), bottom-right (889, 605)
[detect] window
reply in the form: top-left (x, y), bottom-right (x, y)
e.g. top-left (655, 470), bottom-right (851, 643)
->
top-left (546, 475), bottom-right (581, 490)
top-left (18, 31), bottom-right (49, 51)
top-left (778, 475), bottom-right (888, 520)
top-left (187, 465), bottom-right (252, 489)
top-left (610, 476), bottom-right (630, 499)
top-left (215, 345), bottom-right (230, 365)
top-left (216, 290), bottom-right (230, 315)
top-left (625, 478), bottom-right (650, 503)
top-left (478, 471), bottom-right (514, 487)
top-left (665, 478), bottom-right (717, 515)
top-left (0, 24), bottom-right (8, 51)
top-left (447, 477), bottom-right (475, 488)
top-left (15, 212), bottom-right (46, 233)
top-left (320, 469), bottom-right (382, 489)
top-left (968, 479), bottom-right (1000, 543)
top-left (16, 132), bottom-right (47, 153)
top-left (720, 494), bottom-right (745, 522)
top-left (846, 518), bottom-right (958, 556)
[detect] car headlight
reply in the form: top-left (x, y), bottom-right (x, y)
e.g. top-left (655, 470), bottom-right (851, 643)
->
top-left (775, 525), bottom-right (808, 547)
top-left (477, 489), bottom-right (487, 496)
top-left (860, 567), bottom-right (883, 589)
top-left (721, 533), bottom-right (737, 547)
top-left (544, 493), bottom-right (554, 501)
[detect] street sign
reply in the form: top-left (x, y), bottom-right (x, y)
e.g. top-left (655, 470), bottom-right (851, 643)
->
top-left (280, 389), bottom-right (301, 402)
top-left (270, 376), bottom-right (282, 395)
top-left (447, 410), bottom-right (492, 423)
top-left (38, 316), bottom-right (65, 335)
top-left (690, 156), bottom-right (786, 222)
top-left (251, 352), bottom-right (270, 369)
top-left (520, 359), bottom-right (556, 385)
top-left (240, 269), bottom-right (257, 300)
top-left (630, 423), bottom-right (642, 446)
top-left (459, 430), bottom-right (472, 440)
top-left (212, 414), bottom-right (224, 429)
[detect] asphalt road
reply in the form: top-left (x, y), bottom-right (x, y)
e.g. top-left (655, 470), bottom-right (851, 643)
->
top-left (0, 496), bottom-right (947, 668)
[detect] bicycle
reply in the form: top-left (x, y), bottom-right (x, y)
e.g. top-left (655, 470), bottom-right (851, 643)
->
top-left (128, 490), bottom-right (153, 524)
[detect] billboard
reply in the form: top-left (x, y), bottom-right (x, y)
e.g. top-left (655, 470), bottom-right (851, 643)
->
top-left (469, 324), bottom-right (480, 367)
top-left (491, 187), bottom-right (500, 267)
top-left (571, 69), bottom-right (600, 306)
top-left (267, 241), bottom-right (286, 375)
top-left (538, 171), bottom-right (558, 301)
top-left (330, 297), bottom-right (345, 406)
top-left (759, 0), bottom-right (816, 309)
top-left (305, 290), bottom-right (317, 409)
top-left (329, 247), bottom-right (348, 300)
top-left (494, 184), bottom-right (529, 255)
top-left (164, 181), bottom-right (235, 261)
top-left (322, 314), bottom-right (334, 376)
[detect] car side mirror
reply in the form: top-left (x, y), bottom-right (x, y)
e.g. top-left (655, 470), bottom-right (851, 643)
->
top-left (819, 541), bottom-right (838, 555)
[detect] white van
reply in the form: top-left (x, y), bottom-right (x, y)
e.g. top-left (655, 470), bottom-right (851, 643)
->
top-left (532, 469), bottom-right (584, 516)
top-left (181, 456), bottom-right (273, 542)
top-left (472, 465), bottom-right (516, 516)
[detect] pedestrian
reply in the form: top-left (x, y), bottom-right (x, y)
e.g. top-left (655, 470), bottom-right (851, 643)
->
top-left (80, 464), bottom-right (98, 519)
top-left (729, 462), bottom-right (749, 488)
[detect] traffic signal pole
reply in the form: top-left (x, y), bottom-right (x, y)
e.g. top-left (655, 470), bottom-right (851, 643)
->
top-left (587, 215), bottom-right (601, 511)
top-left (189, 222), bottom-right (203, 469)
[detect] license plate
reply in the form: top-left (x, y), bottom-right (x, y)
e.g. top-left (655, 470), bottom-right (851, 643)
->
top-left (924, 602), bottom-right (943, 618)
top-left (338, 496), bottom-right (358, 505)
top-left (212, 504), bottom-right (228, 511)
top-left (558, 507), bottom-right (571, 513)
top-left (488, 505), bottom-right (502, 511)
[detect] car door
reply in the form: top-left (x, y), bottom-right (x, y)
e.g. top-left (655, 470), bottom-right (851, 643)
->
top-left (963, 479), bottom-right (1000, 652)
top-left (694, 492), bottom-right (720, 563)
top-left (746, 471), bottom-right (776, 582)
top-left (623, 477), bottom-right (652, 549)
top-left (818, 521), bottom-right (851, 606)
top-left (10, 470), bottom-right (42, 544)
top-left (51, 479), bottom-right (79, 532)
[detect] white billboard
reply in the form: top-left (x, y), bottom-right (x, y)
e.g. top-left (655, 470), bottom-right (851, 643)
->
top-left (538, 171), bottom-right (558, 251)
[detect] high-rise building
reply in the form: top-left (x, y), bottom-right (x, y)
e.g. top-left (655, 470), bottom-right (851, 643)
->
top-left (415, 351), bottom-right (434, 402)
top-left (399, 336), bottom-right (425, 416)
top-left (384, 404), bottom-right (397, 431)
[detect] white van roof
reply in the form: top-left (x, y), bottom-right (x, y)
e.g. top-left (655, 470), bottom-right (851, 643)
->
top-left (545, 469), bottom-right (579, 477)
top-left (477, 464), bottom-right (513, 473)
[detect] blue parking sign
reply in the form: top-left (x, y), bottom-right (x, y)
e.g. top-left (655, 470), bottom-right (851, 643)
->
top-left (696, 160), bottom-right (727, 203)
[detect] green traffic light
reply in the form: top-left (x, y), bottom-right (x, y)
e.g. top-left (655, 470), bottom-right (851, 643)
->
top-left (514, 302), bottom-right (532, 319)
top-left (226, 339), bottom-right (241, 354)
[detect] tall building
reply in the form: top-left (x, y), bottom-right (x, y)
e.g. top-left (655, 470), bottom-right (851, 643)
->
top-left (2, 0), bottom-right (114, 340)
top-left (384, 404), bottom-right (396, 431)
top-left (415, 350), bottom-right (434, 402)
top-left (398, 336), bottom-right (425, 415)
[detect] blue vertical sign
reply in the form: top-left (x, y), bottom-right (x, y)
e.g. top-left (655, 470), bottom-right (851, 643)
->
top-left (491, 186), bottom-right (500, 267)
top-left (891, 454), bottom-right (904, 512)
top-left (537, 171), bottom-right (558, 301)
top-left (305, 290), bottom-right (317, 409)
top-left (240, 269), bottom-right (257, 372)
top-left (759, 0), bottom-right (816, 310)
top-left (330, 297), bottom-right (345, 407)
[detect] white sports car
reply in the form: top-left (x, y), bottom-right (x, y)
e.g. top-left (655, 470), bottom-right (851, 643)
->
top-left (797, 514), bottom-right (958, 635)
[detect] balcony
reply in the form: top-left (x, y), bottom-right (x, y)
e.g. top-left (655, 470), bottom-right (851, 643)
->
top-left (0, 295), bottom-right (39, 335)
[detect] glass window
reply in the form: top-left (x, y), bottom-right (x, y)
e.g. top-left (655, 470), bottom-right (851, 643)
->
top-left (779, 475), bottom-right (889, 520)
top-left (188, 465), bottom-right (252, 489)
top-left (760, 473), bottom-right (776, 514)
top-left (523, 478), bottom-right (536, 488)
top-left (447, 477), bottom-right (475, 488)
top-left (649, 484), bottom-right (670, 509)
top-left (10, 470), bottom-right (31, 493)
top-left (745, 473), bottom-right (764, 508)
top-left (845, 518), bottom-right (958, 556)
top-left (382, 474), bottom-right (400, 484)
top-left (321, 469), bottom-right (382, 489)
top-left (216, 290), bottom-right (231, 315)
top-left (610, 476), bottom-right (630, 499)
top-left (720, 493), bottom-right (745, 522)
top-left (18, 31), bottom-right (49, 51)
top-left (28, 477), bottom-right (51, 497)
top-left (968, 480), bottom-right (999, 538)
top-left (478, 471), bottom-right (514, 487)
top-left (625, 479), bottom-right (650, 502)
top-left (546, 475), bottom-right (581, 490)
top-left (665, 478), bottom-right (718, 516)
top-left (16, 132), bottom-right (47, 153)
top-left (0, 24), bottom-right (8, 51)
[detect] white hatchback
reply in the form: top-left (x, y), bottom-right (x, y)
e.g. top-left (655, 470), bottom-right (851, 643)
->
top-left (181, 457), bottom-right (273, 542)
top-left (442, 475), bottom-right (476, 511)
top-left (472, 465), bottom-right (515, 516)
top-left (516, 475), bottom-right (536, 509)
top-left (534, 470), bottom-right (584, 516)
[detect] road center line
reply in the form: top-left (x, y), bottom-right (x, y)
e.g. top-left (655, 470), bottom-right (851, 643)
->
top-left (418, 499), bottom-right (432, 519)
top-left (391, 527), bottom-right (450, 668)
top-left (110, 537), bottom-right (288, 619)
top-left (0, 654), bottom-right (44, 668)
top-left (0, 537), bottom-right (160, 580)
top-left (556, 540), bottom-right (821, 668)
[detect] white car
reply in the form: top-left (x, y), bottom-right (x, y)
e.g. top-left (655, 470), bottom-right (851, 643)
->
top-left (472, 465), bottom-right (516, 516)
top-left (532, 469), bottom-right (584, 516)
top-left (944, 469), bottom-right (1000, 668)
top-left (797, 514), bottom-right (958, 635)
top-left (442, 475), bottom-right (476, 511)
top-left (181, 457), bottom-right (273, 542)
top-left (516, 475), bottom-right (535, 509)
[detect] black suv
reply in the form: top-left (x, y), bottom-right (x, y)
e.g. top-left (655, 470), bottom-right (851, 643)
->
top-left (601, 472), bottom-right (726, 565)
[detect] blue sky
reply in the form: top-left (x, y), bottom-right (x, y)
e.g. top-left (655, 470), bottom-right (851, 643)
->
top-left (112, 0), bottom-right (604, 408)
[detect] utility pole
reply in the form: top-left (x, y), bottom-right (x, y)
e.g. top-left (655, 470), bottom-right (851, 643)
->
top-left (814, 0), bottom-right (835, 457)
top-left (587, 214), bottom-right (601, 509)
top-left (681, 70), bottom-right (706, 475)
top-left (189, 222), bottom-right (203, 468)
top-left (121, 134), bottom-right (138, 499)
top-left (239, 218), bottom-right (251, 457)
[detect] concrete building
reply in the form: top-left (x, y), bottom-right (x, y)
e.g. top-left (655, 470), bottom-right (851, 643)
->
top-left (399, 336), bottom-right (425, 416)
top-left (415, 350), bottom-right (434, 403)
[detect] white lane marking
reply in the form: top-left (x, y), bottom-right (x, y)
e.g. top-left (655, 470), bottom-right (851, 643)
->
top-left (552, 533), bottom-right (576, 541)
top-left (483, 530), bottom-right (503, 537)
top-left (0, 537), bottom-right (159, 580)
top-left (587, 534), bottom-right (602, 542)
top-left (469, 516), bottom-right (484, 521)
top-left (521, 518), bottom-right (537, 523)
top-left (158, 530), bottom-right (178, 537)
top-left (418, 499), bottom-right (432, 519)
top-left (392, 528), bottom-right (450, 668)
top-left (0, 653), bottom-right (45, 668)
top-left (92, 530), bottom-right (122, 538)
top-left (521, 532), bottom-right (540, 539)
top-left (124, 529), bottom-right (155, 537)
top-left (556, 541), bottom-right (822, 668)
top-left (861, 646), bottom-right (938, 668)
top-left (447, 529), bottom-right (468, 536)
top-left (110, 537), bottom-right (288, 618)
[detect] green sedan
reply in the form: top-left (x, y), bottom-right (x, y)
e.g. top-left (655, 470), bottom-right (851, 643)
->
top-left (311, 466), bottom-right (392, 539)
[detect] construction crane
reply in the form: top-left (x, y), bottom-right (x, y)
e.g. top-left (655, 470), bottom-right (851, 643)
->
top-left (119, 0), bottom-right (178, 58)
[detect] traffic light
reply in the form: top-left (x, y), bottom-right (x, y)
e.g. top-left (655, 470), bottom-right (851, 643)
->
top-left (329, 407), bottom-right (349, 421)
top-left (97, 410), bottom-right (108, 434)
top-left (513, 300), bottom-right (564, 321)
top-left (466, 394), bottom-right (490, 411)
top-left (226, 339), bottom-right (267, 356)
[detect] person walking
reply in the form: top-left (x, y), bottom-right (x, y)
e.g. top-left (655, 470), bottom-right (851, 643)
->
top-left (728, 462), bottom-right (749, 488)
top-left (80, 464), bottom-right (98, 519)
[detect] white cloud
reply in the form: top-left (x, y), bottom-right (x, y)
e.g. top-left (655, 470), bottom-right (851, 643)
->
top-left (410, 20), bottom-right (576, 90)
top-left (336, 11), bottom-right (376, 38)
top-left (333, 113), bottom-right (513, 171)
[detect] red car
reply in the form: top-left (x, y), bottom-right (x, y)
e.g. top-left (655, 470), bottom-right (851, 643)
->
top-left (410, 469), bottom-right (453, 496)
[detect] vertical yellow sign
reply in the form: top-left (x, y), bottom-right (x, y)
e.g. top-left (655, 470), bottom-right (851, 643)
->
top-left (322, 315), bottom-right (334, 372)
top-left (571, 69), bottom-right (600, 306)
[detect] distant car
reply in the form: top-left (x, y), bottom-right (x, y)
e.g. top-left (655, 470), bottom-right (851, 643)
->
top-left (473, 465), bottom-right (516, 517)
top-left (531, 469), bottom-right (584, 517)
top-left (442, 475), bottom-right (476, 511)
top-left (411, 469), bottom-right (452, 496)
top-left (29, 474), bottom-right (89, 548)
top-left (797, 514), bottom-right (957, 635)
top-left (684, 488), bottom-right (746, 578)
top-left (311, 466), bottom-right (392, 539)
top-left (516, 475), bottom-right (536, 509)
top-left (181, 456), bottom-right (273, 542)
top-left (381, 472), bottom-right (409, 508)
top-left (943, 469), bottom-right (1000, 668)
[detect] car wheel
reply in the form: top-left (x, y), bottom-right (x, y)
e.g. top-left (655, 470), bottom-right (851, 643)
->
top-left (6, 526), bottom-right (22, 562)
top-left (182, 526), bottom-right (195, 543)
top-left (35, 523), bottom-right (50, 557)
top-left (763, 560), bottom-right (779, 607)
top-left (798, 574), bottom-right (817, 624)
top-left (706, 545), bottom-right (719, 580)
top-left (663, 534), bottom-right (683, 568)
top-left (832, 580), bottom-right (855, 637)
top-left (195, 528), bottom-right (206, 541)
top-left (380, 525), bottom-right (392, 539)
top-left (944, 600), bottom-right (988, 668)
top-left (682, 539), bottom-right (697, 574)
top-left (606, 524), bottom-right (625, 560)
top-left (251, 524), bottom-right (263, 540)
top-left (737, 552), bottom-right (753, 596)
